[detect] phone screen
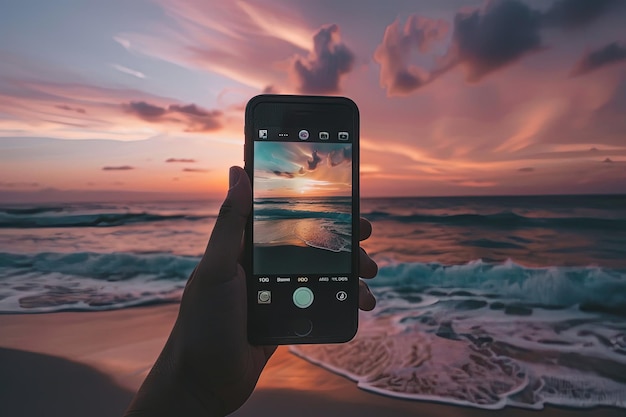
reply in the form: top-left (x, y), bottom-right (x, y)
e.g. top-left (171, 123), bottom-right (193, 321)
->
top-left (245, 96), bottom-right (359, 344)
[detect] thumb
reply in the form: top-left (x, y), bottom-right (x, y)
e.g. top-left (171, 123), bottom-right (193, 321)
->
top-left (196, 166), bottom-right (251, 284)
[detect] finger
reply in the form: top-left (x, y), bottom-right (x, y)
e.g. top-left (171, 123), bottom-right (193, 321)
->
top-left (196, 166), bottom-right (251, 284)
top-left (359, 247), bottom-right (378, 279)
top-left (358, 280), bottom-right (376, 311)
top-left (359, 218), bottom-right (372, 241)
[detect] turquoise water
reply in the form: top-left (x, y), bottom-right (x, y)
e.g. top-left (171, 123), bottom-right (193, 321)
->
top-left (1, 195), bottom-right (625, 409)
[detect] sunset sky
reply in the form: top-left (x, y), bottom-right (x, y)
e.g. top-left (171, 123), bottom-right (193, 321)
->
top-left (1, 0), bottom-right (625, 201)
top-left (254, 142), bottom-right (352, 198)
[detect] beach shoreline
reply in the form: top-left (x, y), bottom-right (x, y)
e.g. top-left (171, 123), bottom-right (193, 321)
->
top-left (1, 304), bottom-right (624, 417)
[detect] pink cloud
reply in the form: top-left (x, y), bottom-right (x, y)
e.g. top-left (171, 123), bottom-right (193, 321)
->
top-left (374, 0), bottom-right (622, 96)
top-left (373, 15), bottom-right (448, 95)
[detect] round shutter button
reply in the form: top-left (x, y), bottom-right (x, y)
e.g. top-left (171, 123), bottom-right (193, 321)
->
top-left (293, 287), bottom-right (314, 308)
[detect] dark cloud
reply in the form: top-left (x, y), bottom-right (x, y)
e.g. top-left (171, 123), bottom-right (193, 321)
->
top-left (272, 170), bottom-right (294, 178)
top-left (0, 181), bottom-right (39, 188)
top-left (126, 101), bottom-right (166, 120)
top-left (518, 167), bottom-right (535, 172)
top-left (543, 0), bottom-right (621, 30)
top-left (55, 104), bottom-right (86, 114)
top-left (292, 24), bottom-right (354, 94)
top-left (124, 101), bottom-right (222, 132)
top-left (329, 147), bottom-right (352, 166)
top-left (306, 150), bottom-right (323, 170)
top-left (570, 42), bottom-right (626, 77)
top-left (374, 16), bottom-right (449, 95)
top-left (169, 104), bottom-right (212, 117)
top-left (102, 166), bottom-right (134, 171)
top-left (165, 158), bottom-right (196, 163)
top-left (451, 0), bottom-right (543, 82)
top-left (182, 168), bottom-right (208, 173)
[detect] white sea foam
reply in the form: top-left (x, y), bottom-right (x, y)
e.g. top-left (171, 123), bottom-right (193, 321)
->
top-left (291, 261), bottom-right (626, 410)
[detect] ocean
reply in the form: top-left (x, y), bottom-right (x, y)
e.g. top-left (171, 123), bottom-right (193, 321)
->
top-left (1, 195), bottom-right (625, 410)
top-left (253, 196), bottom-right (352, 274)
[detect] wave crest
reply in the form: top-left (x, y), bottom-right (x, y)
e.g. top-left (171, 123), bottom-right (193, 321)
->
top-left (0, 212), bottom-right (211, 228)
top-left (0, 251), bottom-right (198, 312)
top-left (372, 259), bottom-right (626, 311)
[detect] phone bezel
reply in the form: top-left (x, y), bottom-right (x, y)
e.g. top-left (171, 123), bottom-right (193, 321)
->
top-left (244, 94), bottom-right (360, 345)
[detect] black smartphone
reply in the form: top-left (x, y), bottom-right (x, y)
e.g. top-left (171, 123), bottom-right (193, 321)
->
top-left (244, 94), bottom-right (360, 345)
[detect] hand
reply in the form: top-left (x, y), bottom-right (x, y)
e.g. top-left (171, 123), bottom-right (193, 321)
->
top-left (124, 166), bottom-right (378, 416)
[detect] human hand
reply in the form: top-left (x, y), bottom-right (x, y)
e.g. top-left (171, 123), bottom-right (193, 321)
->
top-left (124, 166), bottom-right (377, 416)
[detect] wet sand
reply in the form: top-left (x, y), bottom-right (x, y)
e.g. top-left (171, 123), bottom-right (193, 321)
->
top-left (0, 304), bottom-right (623, 417)
top-left (254, 244), bottom-right (351, 275)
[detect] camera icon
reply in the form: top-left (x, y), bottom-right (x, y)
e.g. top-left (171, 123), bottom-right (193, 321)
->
top-left (258, 290), bottom-right (271, 304)
top-left (319, 131), bottom-right (329, 140)
top-left (338, 132), bottom-right (349, 141)
top-left (299, 130), bottom-right (309, 140)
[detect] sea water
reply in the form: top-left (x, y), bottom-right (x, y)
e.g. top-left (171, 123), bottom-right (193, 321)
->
top-left (1, 195), bottom-right (625, 409)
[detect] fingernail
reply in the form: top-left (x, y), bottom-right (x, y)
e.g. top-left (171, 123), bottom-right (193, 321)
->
top-left (229, 166), bottom-right (241, 189)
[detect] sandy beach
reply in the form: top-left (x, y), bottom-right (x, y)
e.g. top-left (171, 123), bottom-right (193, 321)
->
top-left (1, 304), bottom-right (623, 417)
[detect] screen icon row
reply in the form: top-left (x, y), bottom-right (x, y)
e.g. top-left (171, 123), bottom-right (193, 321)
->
top-left (259, 129), bottom-right (349, 141)
top-left (257, 289), bottom-right (347, 305)
top-left (300, 130), bottom-right (349, 141)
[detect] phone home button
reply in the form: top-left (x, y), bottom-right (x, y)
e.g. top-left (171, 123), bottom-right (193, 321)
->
top-left (293, 287), bottom-right (314, 308)
top-left (291, 318), bottom-right (313, 337)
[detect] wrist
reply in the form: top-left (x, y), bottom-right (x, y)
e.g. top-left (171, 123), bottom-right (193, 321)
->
top-left (124, 356), bottom-right (223, 417)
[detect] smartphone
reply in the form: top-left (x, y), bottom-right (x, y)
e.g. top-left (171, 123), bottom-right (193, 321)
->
top-left (244, 95), bottom-right (360, 345)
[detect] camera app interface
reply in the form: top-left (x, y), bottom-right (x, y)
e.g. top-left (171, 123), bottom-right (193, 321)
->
top-left (253, 138), bottom-right (352, 275)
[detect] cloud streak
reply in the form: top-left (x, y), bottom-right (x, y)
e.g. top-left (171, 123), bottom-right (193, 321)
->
top-left (102, 165), bottom-right (135, 171)
top-left (0, 80), bottom-right (227, 139)
top-left (116, 0), bottom-right (314, 90)
top-left (570, 42), bottom-right (626, 77)
top-left (111, 64), bottom-right (146, 79)
top-left (55, 104), bottom-right (86, 114)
